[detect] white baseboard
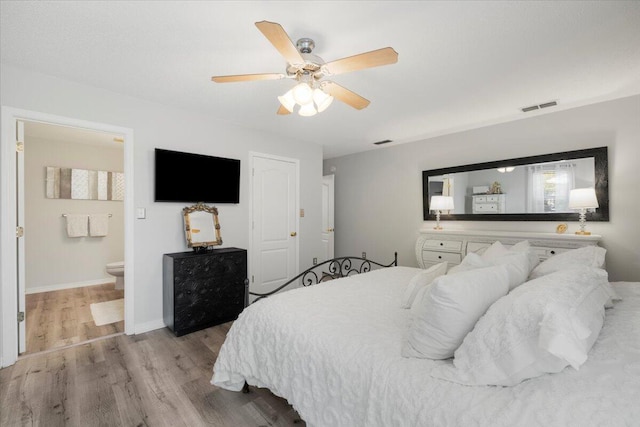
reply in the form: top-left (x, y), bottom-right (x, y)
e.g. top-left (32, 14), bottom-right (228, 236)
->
top-left (134, 319), bottom-right (166, 335)
top-left (26, 278), bottom-right (114, 294)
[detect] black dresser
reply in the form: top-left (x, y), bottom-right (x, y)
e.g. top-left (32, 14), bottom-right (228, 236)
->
top-left (163, 247), bottom-right (248, 336)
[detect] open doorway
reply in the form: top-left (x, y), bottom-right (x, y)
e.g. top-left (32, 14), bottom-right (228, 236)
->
top-left (21, 121), bottom-right (125, 355)
top-left (1, 107), bottom-right (135, 368)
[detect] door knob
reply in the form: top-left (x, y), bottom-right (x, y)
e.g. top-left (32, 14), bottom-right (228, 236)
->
top-left (327, 228), bottom-right (334, 232)
top-left (290, 232), bottom-right (297, 237)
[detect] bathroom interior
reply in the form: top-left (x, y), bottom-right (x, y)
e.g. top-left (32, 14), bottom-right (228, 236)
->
top-left (22, 121), bottom-right (125, 355)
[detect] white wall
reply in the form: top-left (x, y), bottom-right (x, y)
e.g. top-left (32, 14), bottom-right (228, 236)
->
top-left (25, 137), bottom-right (124, 291)
top-left (1, 63), bottom-right (323, 334)
top-left (324, 95), bottom-right (640, 282)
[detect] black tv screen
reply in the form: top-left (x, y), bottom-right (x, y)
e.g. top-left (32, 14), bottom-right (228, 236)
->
top-left (154, 148), bottom-right (240, 203)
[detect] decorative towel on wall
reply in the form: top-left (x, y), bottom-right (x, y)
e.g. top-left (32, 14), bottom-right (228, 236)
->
top-left (65, 214), bottom-right (89, 237)
top-left (46, 166), bottom-right (124, 201)
top-left (89, 213), bottom-right (109, 237)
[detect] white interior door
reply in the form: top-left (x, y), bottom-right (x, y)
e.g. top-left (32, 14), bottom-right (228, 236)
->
top-left (251, 154), bottom-right (299, 296)
top-left (321, 174), bottom-right (335, 261)
top-left (16, 120), bottom-right (26, 353)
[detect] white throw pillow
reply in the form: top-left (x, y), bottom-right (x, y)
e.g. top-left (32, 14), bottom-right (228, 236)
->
top-left (529, 245), bottom-right (606, 280)
top-left (400, 262), bottom-right (448, 309)
top-left (402, 265), bottom-right (510, 360)
top-left (448, 245), bottom-right (531, 291)
top-left (431, 266), bottom-right (611, 386)
top-left (480, 240), bottom-right (510, 261)
top-left (447, 252), bottom-right (488, 275)
top-left (511, 240), bottom-right (541, 272)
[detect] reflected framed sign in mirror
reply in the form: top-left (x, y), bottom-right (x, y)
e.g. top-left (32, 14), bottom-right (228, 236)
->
top-left (422, 146), bottom-right (609, 222)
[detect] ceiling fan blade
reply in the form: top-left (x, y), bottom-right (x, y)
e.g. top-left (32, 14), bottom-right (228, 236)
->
top-left (324, 47), bottom-right (398, 75)
top-left (277, 105), bottom-right (291, 115)
top-left (322, 81), bottom-right (370, 110)
top-left (211, 73), bottom-right (284, 83)
top-left (255, 21), bottom-right (304, 65)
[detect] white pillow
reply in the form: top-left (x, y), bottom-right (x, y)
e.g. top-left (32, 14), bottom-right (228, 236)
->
top-left (529, 245), bottom-right (606, 280)
top-left (402, 265), bottom-right (509, 360)
top-left (448, 248), bottom-right (530, 291)
top-left (431, 266), bottom-right (611, 386)
top-left (480, 240), bottom-right (510, 260)
top-left (447, 252), bottom-right (487, 275)
top-left (400, 262), bottom-right (448, 309)
top-left (510, 240), bottom-right (541, 272)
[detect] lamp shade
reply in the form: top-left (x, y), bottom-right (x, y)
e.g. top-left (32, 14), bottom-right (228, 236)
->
top-left (430, 195), bottom-right (454, 211)
top-left (569, 188), bottom-right (599, 209)
top-left (313, 88), bottom-right (334, 112)
top-left (292, 82), bottom-right (313, 105)
top-left (277, 89), bottom-right (296, 112)
top-left (298, 102), bottom-right (317, 117)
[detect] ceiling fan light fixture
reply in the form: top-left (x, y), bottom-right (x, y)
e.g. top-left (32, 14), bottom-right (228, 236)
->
top-left (278, 89), bottom-right (296, 112)
top-left (298, 102), bottom-right (317, 117)
top-left (292, 82), bottom-right (313, 105)
top-left (313, 88), bottom-right (334, 112)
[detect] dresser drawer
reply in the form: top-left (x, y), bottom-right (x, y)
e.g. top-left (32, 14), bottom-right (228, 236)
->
top-left (422, 250), bottom-right (462, 264)
top-left (474, 203), bottom-right (499, 212)
top-left (422, 239), bottom-right (463, 252)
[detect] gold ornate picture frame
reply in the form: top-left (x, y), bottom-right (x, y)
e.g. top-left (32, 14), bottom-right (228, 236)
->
top-left (183, 202), bottom-right (222, 249)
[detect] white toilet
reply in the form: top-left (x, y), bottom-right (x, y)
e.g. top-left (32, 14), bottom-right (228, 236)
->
top-left (106, 261), bottom-right (125, 290)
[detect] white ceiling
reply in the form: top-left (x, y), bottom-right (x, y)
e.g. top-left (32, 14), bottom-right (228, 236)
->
top-left (2, 1), bottom-right (640, 159)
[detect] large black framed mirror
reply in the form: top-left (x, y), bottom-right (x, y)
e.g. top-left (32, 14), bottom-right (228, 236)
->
top-left (422, 146), bottom-right (609, 222)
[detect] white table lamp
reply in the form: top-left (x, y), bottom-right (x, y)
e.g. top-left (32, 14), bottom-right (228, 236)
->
top-left (430, 196), bottom-right (454, 230)
top-left (569, 188), bottom-right (599, 235)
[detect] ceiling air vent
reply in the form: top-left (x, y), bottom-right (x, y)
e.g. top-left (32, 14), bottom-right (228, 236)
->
top-left (373, 139), bottom-right (393, 145)
top-left (522, 100), bottom-right (558, 113)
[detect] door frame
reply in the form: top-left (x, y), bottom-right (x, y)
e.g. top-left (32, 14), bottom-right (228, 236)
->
top-left (248, 152), bottom-right (300, 293)
top-left (0, 106), bottom-right (135, 367)
top-left (322, 174), bottom-right (335, 261)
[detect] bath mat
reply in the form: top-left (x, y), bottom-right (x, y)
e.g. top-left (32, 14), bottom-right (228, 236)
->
top-left (90, 298), bottom-right (124, 326)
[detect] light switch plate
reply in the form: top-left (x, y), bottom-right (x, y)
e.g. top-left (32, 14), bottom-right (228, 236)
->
top-left (136, 208), bottom-right (146, 219)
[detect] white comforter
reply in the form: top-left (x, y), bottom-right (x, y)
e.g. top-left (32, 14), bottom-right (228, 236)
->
top-left (211, 266), bottom-right (640, 427)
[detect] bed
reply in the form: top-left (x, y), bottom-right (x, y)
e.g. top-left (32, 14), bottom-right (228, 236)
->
top-left (211, 250), bottom-right (640, 426)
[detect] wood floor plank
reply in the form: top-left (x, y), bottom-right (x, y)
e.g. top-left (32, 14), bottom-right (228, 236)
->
top-left (1, 323), bottom-right (306, 427)
top-left (25, 283), bottom-right (123, 355)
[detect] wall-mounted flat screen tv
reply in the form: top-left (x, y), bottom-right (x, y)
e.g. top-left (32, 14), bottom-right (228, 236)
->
top-left (154, 148), bottom-right (240, 203)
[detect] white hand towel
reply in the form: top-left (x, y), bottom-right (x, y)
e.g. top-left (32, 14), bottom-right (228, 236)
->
top-left (89, 213), bottom-right (109, 237)
top-left (66, 214), bottom-right (88, 237)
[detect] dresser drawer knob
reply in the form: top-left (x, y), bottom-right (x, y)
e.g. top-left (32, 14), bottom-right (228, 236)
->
top-left (550, 250), bottom-right (556, 255)
top-left (438, 255), bottom-right (442, 259)
top-left (440, 242), bottom-right (444, 246)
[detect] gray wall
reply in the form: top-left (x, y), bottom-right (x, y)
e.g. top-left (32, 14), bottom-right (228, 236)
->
top-left (1, 63), bottom-right (323, 333)
top-left (324, 95), bottom-right (640, 281)
top-left (25, 137), bottom-right (124, 291)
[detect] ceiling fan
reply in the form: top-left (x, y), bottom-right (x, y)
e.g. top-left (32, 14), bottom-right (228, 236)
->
top-left (211, 21), bottom-right (398, 116)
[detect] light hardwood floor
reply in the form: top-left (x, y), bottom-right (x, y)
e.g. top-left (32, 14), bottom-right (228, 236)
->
top-left (0, 323), bottom-right (305, 427)
top-left (25, 283), bottom-right (125, 354)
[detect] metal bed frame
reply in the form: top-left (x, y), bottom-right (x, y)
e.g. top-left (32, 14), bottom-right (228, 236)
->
top-left (249, 252), bottom-right (398, 303)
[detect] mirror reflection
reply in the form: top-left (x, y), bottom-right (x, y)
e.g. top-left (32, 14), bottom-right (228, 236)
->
top-left (183, 203), bottom-right (222, 249)
top-left (428, 157), bottom-right (595, 215)
top-left (422, 147), bottom-right (609, 222)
